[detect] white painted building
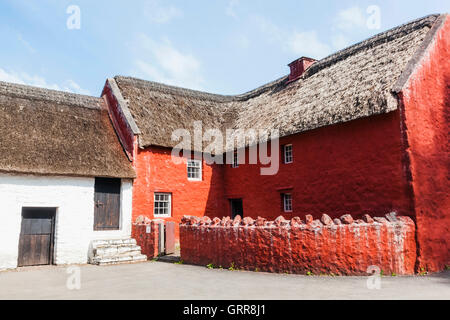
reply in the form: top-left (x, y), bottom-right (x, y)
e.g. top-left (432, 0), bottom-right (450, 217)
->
top-left (0, 82), bottom-right (143, 270)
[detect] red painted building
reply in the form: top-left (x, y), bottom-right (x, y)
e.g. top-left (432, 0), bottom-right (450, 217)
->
top-left (103, 14), bottom-right (449, 272)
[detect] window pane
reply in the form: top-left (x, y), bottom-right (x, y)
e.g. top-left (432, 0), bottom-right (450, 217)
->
top-left (284, 145), bottom-right (293, 163)
top-left (283, 193), bottom-right (292, 212)
top-left (187, 160), bottom-right (202, 179)
top-left (154, 193), bottom-right (171, 216)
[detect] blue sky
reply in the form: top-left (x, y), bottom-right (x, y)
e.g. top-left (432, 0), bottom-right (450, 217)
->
top-left (0, 0), bottom-right (448, 96)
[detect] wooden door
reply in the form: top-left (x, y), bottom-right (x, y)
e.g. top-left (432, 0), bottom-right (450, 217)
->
top-left (165, 222), bottom-right (175, 255)
top-left (18, 208), bottom-right (56, 267)
top-left (94, 178), bottom-right (121, 230)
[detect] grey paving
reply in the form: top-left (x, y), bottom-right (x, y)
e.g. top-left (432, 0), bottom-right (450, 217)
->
top-left (0, 261), bottom-right (449, 300)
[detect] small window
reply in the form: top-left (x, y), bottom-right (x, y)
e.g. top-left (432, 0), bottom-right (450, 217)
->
top-left (282, 193), bottom-right (292, 212)
top-left (283, 144), bottom-right (293, 164)
top-left (187, 159), bottom-right (202, 181)
top-left (231, 151), bottom-right (239, 168)
top-left (154, 193), bottom-right (172, 217)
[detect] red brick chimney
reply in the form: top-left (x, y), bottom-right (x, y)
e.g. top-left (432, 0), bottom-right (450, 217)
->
top-left (287, 57), bottom-right (317, 82)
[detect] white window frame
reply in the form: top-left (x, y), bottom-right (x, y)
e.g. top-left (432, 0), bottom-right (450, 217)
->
top-left (154, 193), bottom-right (172, 217)
top-left (187, 159), bottom-right (202, 181)
top-left (231, 151), bottom-right (239, 168)
top-left (284, 144), bottom-right (293, 164)
top-left (283, 193), bottom-right (293, 212)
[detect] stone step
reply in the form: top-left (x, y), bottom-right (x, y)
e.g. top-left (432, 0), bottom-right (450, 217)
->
top-left (89, 238), bottom-right (147, 266)
top-left (93, 245), bottom-right (142, 257)
top-left (92, 238), bottom-right (137, 248)
top-left (91, 254), bottom-right (148, 266)
top-left (94, 250), bottom-right (143, 260)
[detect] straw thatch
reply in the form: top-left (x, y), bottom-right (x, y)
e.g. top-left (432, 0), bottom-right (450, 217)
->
top-left (115, 14), bottom-right (442, 152)
top-left (0, 81), bottom-right (136, 178)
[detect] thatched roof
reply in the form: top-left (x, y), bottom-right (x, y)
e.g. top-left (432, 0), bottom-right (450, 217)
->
top-left (115, 14), bottom-right (443, 152)
top-left (0, 81), bottom-right (136, 178)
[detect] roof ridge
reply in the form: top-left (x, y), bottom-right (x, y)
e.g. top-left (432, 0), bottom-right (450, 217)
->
top-left (0, 80), bottom-right (102, 109)
top-left (114, 74), bottom-right (289, 103)
top-left (115, 14), bottom-right (439, 102)
top-left (303, 14), bottom-right (440, 79)
top-left (114, 76), bottom-right (234, 102)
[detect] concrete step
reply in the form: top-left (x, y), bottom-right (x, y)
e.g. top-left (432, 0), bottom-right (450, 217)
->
top-left (94, 250), bottom-right (143, 260)
top-left (91, 254), bottom-right (148, 266)
top-left (93, 245), bottom-right (142, 257)
top-left (89, 238), bottom-right (147, 266)
top-left (92, 238), bottom-right (137, 248)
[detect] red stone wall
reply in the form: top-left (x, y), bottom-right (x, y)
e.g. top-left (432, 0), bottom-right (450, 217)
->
top-left (131, 111), bottom-right (411, 242)
top-left (400, 16), bottom-right (450, 272)
top-left (132, 221), bottom-right (162, 259)
top-left (223, 111), bottom-right (412, 221)
top-left (180, 214), bottom-right (417, 275)
top-left (132, 146), bottom-right (226, 239)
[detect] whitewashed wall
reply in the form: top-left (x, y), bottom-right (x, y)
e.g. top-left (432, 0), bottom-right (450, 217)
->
top-left (0, 173), bottom-right (133, 270)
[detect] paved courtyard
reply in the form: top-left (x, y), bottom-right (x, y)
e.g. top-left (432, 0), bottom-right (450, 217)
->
top-left (0, 261), bottom-right (449, 300)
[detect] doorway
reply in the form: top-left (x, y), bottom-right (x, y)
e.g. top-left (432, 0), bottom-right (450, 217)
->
top-left (229, 199), bottom-right (244, 219)
top-left (18, 208), bottom-right (56, 267)
top-left (94, 178), bottom-right (121, 230)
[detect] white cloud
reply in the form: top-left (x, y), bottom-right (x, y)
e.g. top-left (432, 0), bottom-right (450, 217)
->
top-left (133, 35), bottom-right (204, 90)
top-left (236, 34), bottom-right (250, 49)
top-left (252, 15), bottom-right (331, 59)
top-left (226, 0), bottom-right (239, 19)
top-left (17, 34), bottom-right (36, 54)
top-left (145, 0), bottom-right (183, 24)
top-left (62, 79), bottom-right (91, 95)
top-left (0, 68), bottom-right (91, 95)
top-left (334, 6), bottom-right (366, 31)
top-left (253, 15), bottom-right (284, 43)
top-left (0, 68), bottom-right (29, 85)
top-left (331, 33), bottom-right (351, 51)
top-left (287, 31), bottom-right (332, 59)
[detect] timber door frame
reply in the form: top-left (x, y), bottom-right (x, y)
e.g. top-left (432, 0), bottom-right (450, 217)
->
top-left (17, 207), bottom-right (56, 267)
